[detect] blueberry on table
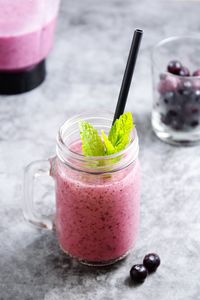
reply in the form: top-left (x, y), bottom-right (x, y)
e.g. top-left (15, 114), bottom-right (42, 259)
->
top-left (143, 253), bottom-right (161, 273)
top-left (167, 60), bottom-right (182, 75)
top-left (193, 69), bottom-right (200, 77)
top-left (130, 264), bottom-right (148, 283)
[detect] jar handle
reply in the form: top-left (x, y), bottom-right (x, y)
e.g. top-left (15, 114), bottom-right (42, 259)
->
top-left (23, 159), bottom-right (54, 230)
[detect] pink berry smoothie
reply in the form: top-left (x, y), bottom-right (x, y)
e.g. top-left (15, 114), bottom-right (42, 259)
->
top-left (54, 141), bottom-right (140, 263)
top-left (0, 0), bottom-right (59, 71)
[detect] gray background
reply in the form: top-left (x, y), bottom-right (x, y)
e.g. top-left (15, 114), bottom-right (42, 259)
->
top-left (1, 0), bottom-right (200, 299)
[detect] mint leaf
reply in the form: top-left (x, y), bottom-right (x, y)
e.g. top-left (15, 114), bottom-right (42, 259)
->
top-left (79, 121), bottom-right (105, 156)
top-left (101, 130), bottom-right (116, 155)
top-left (108, 112), bottom-right (134, 151)
top-left (79, 112), bottom-right (134, 157)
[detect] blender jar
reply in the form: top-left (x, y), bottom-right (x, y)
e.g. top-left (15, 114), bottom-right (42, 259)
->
top-left (0, 0), bottom-right (60, 95)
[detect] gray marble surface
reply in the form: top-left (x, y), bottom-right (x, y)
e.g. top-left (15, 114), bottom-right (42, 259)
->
top-left (1, 0), bottom-right (200, 299)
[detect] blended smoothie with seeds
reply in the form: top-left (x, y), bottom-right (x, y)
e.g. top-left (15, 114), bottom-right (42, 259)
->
top-left (54, 141), bottom-right (140, 263)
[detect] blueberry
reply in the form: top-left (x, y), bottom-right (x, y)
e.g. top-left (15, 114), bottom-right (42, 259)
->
top-left (164, 98), bottom-right (169, 104)
top-left (180, 89), bottom-right (191, 97)
top-left (168, 110), bottom-right (178, 117)
top-left (167, 60), bottom-right (182, 75)
top-left (191, 107), bottom-right (199, 114)
top-left (143, 253), bottom-right (161, 273)
top-left (161, 113), bottom-right (172, 125)
top-left (193, 69), bottom-right (200, 77)
top-left (130, 264), bottom-right (148, 283)
top-left (179, 66), bottom-right (190, 77)
top-left (178, 80), bottom-right (193, 97)
top-left (190, 120), bottom-right (199, 127)
top-left (163, 91), bottom-right (175, 105)
top-left (184, 103), bottom-right (199, 115)
top-left (192, 79), bottom-right (200, 90)
top-left (182, 80), bottom-right (192, 89)
top-left (193, 90), bottom-right (200, 103)
top-left (158, 75), bottom-right (180, 94)
top-left (161, 110), bottom-right (184, 130)
top-left (171, 119), bottom-right (183, 130)
top-left (161, 110), bottom-right (178, 126)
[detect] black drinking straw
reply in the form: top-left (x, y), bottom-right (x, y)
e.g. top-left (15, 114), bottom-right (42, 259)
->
top-left (113, 29), bottom-right (143, 124)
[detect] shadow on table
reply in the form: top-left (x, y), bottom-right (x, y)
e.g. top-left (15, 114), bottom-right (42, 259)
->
top-left (2, 230), bottom-right (128, 300)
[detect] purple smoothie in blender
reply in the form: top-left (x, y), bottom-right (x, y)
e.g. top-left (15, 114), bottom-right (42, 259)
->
top-left (0, 0), bottom-right (60, 94)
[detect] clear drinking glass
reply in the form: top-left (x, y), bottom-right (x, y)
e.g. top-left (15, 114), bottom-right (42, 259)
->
top-left (0, 0), bottom-right (60, 94)
top-left (152, 36), bottom-right (200, 145)
top-left (23, 113), bottom-right (141, 266)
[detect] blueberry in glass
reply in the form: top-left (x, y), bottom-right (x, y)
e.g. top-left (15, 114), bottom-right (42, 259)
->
top-left (193, 90), bottom-right (200, 102)
top-left (162, 91), bottom-right (175, 105)
top-left (167, 60), bottom-right (182, 75)
top-left (178, 80), bottom-right (193, 97)
top-left (157, 60), bottom-right (200, 131)
top-left (191, 120), bottom-right (199, 127)
top-left (179, 66), bottom-right (190, 77)
top-left (158, 75), bottom-right (179, 94)
top-left (193, 69), bottom-right (200, 77)
top-left (192, 79), bottom-right (200, 90)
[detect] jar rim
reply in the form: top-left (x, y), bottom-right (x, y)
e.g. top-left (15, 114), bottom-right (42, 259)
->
top-left (56, 113), bottom-right (139, 173)
top-left (153, 35), bottom-right (200, 50)
top-left (152, 35), bottom-right (200, 79)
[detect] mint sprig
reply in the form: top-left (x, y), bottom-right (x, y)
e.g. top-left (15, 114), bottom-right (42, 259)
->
top-left (79, 112), bottom-right (134, 157)
top-left (79, 120), bottom-right (105, 156)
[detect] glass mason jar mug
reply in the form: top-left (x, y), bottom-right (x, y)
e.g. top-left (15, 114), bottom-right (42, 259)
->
top-left (23, 113), bottom-right (141, 266)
